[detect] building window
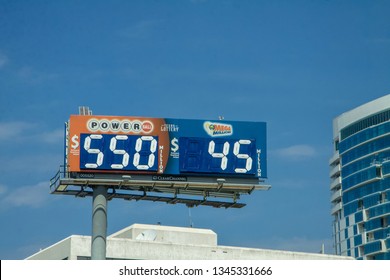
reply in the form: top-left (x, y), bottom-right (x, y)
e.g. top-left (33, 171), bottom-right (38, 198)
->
top-left (381, 192), bottom-right (388, 203)
top-left (358, 200), bottom-right (363, 210)
top-left (358, 223), bottom-right (365, 234)
top-left (335, 140), bottom-right (339, 152)
top-left (340, 109), bottom-right (390, 140)
top-left (376, 166), bottom-right (382, 178)
top-left (381, 217), bottom-right (388, 228)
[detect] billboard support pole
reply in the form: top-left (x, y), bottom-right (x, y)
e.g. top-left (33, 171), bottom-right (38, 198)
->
top-left (91, 185), bottom-right (107, 260)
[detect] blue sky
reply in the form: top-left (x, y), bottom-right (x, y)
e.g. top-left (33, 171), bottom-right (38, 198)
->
top-left (1, 0), bottom-right (389, 259)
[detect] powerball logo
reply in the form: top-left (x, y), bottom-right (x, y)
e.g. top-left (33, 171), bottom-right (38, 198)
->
top-left (203, 121), bottom-right (233, 137)
top-left (86, 118), bottom-right (154, 134)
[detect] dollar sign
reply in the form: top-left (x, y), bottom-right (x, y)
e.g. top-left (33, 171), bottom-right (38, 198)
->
top-left (71, 135), bottom-right (79, 149)
top-left (171, 138), bottom-right (179, 152)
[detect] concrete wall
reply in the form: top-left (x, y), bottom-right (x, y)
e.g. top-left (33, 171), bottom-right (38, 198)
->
top-left (27, 224), bottom-right (353, 260)
top-left (109, 223), bottom-right (217, 246)
top-left (27, 236), bottom-right (72, 260)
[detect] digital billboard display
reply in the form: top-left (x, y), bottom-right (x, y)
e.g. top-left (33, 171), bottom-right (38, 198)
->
top-left (67, 115), bottom-right (267, 180)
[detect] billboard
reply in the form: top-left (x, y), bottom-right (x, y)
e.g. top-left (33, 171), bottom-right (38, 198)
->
top-left (66, 115), bottom-right (267, 181)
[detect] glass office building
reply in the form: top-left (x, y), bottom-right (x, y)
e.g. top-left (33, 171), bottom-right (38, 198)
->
top-left (330, 94), bottom-right (390, 259)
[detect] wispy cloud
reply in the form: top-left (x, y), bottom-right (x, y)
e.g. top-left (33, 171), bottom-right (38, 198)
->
top-left (190, 0), bottom-right (208, 3)
top-left (0, 52), bottom-right (8, 69)
top-left (268, 178), bottom-right (312, 190)
top-left (274, 144), bottom-right (317, 160)
top-left (208, 69), bottom-right (265, 84)
top-left (0, 153), bottom-right (62, 174)
top-left (0, 184), bottom-right (6, 195)
top-left (39, 128), bottom-right (64, 144)
top-left (17, 66), bottom-right (59, 85)
top-left (0, 122), bottom-right (63, 177)
top-left (369, 37), bottom-right (390, 45)
top-left (0, 182), bottom-right (50, 209)
top-left (0, 121), bottom-right (34, 140)
top-left (119, 20), bottom-right (163, 39)
top-left (0, 122), bottom-right (63, 144)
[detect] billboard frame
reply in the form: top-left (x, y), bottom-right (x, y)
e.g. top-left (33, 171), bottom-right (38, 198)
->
top-left (50, 111), bottom-right (271, 259)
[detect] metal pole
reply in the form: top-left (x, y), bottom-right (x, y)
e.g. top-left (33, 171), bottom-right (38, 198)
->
top-left (91, 186), bottom-right (107, 260)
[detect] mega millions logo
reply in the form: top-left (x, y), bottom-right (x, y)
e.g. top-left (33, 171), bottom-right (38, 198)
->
top-left (203, 121), bottom-right (233, 137)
